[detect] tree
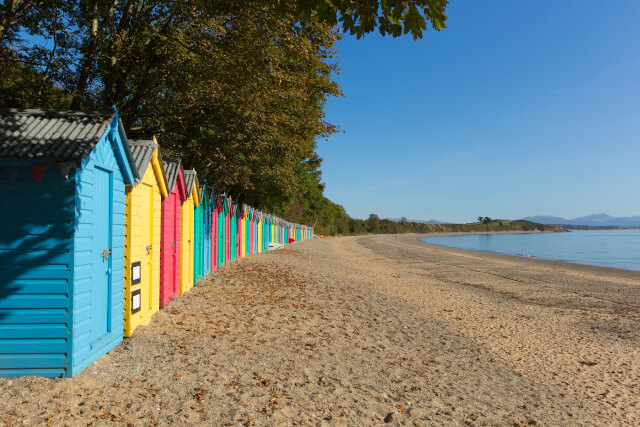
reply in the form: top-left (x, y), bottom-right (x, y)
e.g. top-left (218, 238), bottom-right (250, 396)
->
top-left (366, 213), bottom-right (381, 233)
top-left (198, 0), bottom-right (449, 40)
top-left (1, 0), bottom-right (341, 215)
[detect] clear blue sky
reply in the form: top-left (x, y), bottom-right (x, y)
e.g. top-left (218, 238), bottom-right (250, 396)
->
top-left (318, 0), bottom-right (640, 223)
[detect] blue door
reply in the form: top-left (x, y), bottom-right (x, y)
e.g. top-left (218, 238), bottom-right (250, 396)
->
top-left (91, 167), bottom-right (112, 344)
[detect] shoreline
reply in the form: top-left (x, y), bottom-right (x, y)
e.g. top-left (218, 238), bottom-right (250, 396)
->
top-left (414, 232), bottom-right (640, 275)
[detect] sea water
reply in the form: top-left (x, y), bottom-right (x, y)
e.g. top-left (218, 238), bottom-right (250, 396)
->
top-left (420, 229), bottom-right (640, 271)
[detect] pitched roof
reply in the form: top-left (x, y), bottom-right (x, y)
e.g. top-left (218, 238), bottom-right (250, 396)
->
top-left (162, 158), bottom-right (183, 192)
top-left (129, 140), bottom-right (157, 177)
top-left (199, 184), bottom-right (209, 208)
top-left (0, 108), bottom-right (116, 160)
top-left (184, 170), bottom-right (196, 196)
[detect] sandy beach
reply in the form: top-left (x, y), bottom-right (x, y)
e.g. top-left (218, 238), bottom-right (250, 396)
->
top-left (1, 234), bottom-right (639, 426)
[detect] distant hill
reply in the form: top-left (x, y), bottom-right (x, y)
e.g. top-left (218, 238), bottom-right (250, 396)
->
top-left (387, 218), bottom-right (448, 225)
top-left (340, 218), bottom-right (566, 236)
top-left (521, 213), bottom-right (640, 228)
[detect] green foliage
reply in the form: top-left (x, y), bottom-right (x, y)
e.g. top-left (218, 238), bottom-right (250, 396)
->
top-left (335, 217), bottom-right (564, 236)
top-left (199, 0), bottom-right (450, 40)
top-left (0, 0), bottom-right (342, 224)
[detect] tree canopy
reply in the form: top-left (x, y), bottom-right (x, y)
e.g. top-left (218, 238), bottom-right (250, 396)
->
top-left (198, 0), bottom-right (449, 40)
top-left (0, 0), bottom-right (449, 234)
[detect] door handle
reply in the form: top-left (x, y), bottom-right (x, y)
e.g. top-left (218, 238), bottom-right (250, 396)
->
top-left (146, 245), bottom-right (152, 254)
top-left (100, 249), bottom-right (111, 260)
top-left (171, 241), bottom-right (175, 247)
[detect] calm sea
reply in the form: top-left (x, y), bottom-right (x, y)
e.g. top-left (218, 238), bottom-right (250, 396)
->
top-left (419, 229), bottom-right (640, 271)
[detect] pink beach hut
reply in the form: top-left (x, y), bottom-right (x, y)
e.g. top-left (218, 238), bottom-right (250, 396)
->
top-left (160, 158), bottom-right (187, 308)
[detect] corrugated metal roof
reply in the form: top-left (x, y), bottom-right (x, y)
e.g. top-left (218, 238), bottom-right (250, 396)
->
top-left (128, 140), bottom-right (156, 178)
top-left (162, 158), bottom-right (182, 192)
top-left (0, 108), bottom-right (115, 160)
top-left (184, 170), bottom-right (196, 196)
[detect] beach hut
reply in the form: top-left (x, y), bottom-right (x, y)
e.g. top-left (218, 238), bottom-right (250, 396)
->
top-left (236, 202), bottom-right (243, 260)
top-left (160, 158), bottom-right (186, 308)
top-left (257, 211), bottom-right (263, 254)
top-left (216, 193), bottom-right (226, 267)
top-left (246, 206), bottom-right (251, 256)
top-left (225, 195), bottom-right (231, 264)
top-left (264, 215), bottom-right (271, 251)
top-left (181, 170), bottom-right (199, 294)
top-left (230, 201), bottom-right (238, 261)
top-left (264, 214), bottom-right (271, 249)
top-left (193, 179), bottom-right (204, 284)
top-left (234, 202), bottom-right (240, 260)
top-left (202, 185), bottom-right (211, 276)
top-left (245, 206), bottom-right (251, 255)
top-left (0, 108), bottom-right (137, 377)
top-left (238, 205), bottom-right (244, 258)
top-left (281, 220), bottom-right (285, 244)
top-left (123, 139), bottom-right (168, 337)
top-left (258, 212), bottom-right (264, 252)
top-left (271, 216), bottom-right (276, 246)
top-left (210, 189), bottom-right (218, 272)
top-left (274, 217), bottom-right (279, 245)
top-left (249, 208), bottom-right (255, 254)
top-left (239, 205), bottom-right (246, 258)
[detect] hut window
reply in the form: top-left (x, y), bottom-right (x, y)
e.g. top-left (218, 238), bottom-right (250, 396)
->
top-left (131, 261), bottom-right (141, 285)
top-left (131, 289), bottom-right (141, 314)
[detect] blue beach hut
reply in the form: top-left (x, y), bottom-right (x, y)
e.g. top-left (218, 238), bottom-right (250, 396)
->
top-left (0, 108), bottom-right (137, 378)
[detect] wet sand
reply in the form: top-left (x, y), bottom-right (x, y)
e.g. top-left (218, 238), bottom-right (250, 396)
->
top-left (1, 234), bottom-right (638, 425)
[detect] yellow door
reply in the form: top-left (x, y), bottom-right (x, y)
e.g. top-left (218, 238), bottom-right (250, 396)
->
top-left (188, 200), bottom-right (193, 287)
top-left (257, 218), bottom-right (262, 253)
top-left (141, 183), bottom-right (153, 312)
top-left (181, 199), bottom-right (192, 295)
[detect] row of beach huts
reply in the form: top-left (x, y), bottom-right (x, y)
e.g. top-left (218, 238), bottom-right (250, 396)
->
top-left (0, 108), bottom-right (313, 378)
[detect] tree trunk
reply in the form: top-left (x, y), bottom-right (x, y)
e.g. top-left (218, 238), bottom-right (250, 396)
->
top-left (70, 0), bottom-right (100, 109)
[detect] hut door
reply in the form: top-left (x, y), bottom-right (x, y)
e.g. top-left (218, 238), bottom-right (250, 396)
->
top-left (92, 167), bottom-right (112, 342)
top-left (141, 183), bottom-right (153, 311)
top-left (172, 196), bottom-right (179, 295)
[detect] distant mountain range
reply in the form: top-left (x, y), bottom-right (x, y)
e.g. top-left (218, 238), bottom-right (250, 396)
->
top-left (521, 213), bottom-right (640, 228)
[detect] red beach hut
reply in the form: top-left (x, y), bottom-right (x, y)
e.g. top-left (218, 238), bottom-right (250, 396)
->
top-left (160, 159), bottom-right (187, 308)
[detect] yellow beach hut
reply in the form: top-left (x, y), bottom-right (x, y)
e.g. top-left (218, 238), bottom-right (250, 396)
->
top-left (257, 211), bottom-right (264, 253)
top-left (240, 204), bottom-right (247, 258)
top-left (123, 139), bottom-right (168, 337)
top-left (181, 170), bottom-right (200, 295)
